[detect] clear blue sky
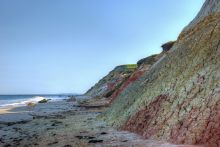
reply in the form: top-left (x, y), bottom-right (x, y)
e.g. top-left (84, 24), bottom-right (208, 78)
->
top-left (0, 0), bottom-right (204, 94)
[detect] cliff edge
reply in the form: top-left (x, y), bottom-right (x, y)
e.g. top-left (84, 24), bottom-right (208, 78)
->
top-left (98, 0), bottom-right (220, 146)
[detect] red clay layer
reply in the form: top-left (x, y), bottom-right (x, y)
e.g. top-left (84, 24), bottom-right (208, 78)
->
top-left (122, 93), bottom-right (220, 147)
top-left (170, 94), bottom-right (220, 146)
top-left (122, 94), bottom-right (169, 138)
top-left (110, 71), bottom-right (144, 103)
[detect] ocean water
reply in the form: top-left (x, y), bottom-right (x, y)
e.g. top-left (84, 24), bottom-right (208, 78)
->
top-left (0, 95), bottom-right (68, 108)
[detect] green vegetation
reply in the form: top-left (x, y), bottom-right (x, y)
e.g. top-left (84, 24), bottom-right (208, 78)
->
top-left (115, 64), bottom-right (137, 72)
top-left (124, 64), bottom-right (137, 69)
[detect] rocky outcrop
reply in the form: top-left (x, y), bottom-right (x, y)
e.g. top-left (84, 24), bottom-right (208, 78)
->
top-left (161, 41), bottom-right (176, 52)
top-left (85, 65), bottom-right (137, 99)
top-left (100, 1), bottom-right (220, 146)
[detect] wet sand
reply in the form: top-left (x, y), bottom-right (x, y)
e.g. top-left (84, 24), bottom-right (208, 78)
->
top-left (0, 108), bottom-right (11, 114)
top-left (0, 99), bottom-right (199, 147)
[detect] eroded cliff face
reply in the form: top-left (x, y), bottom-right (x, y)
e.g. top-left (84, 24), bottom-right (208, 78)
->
top-left (184, 0), bottom-right (220, 31)
top-left (108, 44), bottom-right (173, 104)
top-left (109, 54), bottom-right (161, 104)
top-left (85, 65), bottom-right (137, 99)
top-left (101, 1), bottom-right (220, 146)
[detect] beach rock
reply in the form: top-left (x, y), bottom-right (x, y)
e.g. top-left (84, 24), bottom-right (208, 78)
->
top-left (75, 135), bottom-right (95, 140)
top-left (88, 139), bottom-right (103, 143)
top-left (47, 141), bottom-right (58, 145)
top-left (38, 99), bottom-right (49, 103)
top-left (100, 132), bottom-right (107, 135)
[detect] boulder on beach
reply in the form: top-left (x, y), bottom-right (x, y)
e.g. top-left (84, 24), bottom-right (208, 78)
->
top-left (38, 99), bottom-right (49, 103)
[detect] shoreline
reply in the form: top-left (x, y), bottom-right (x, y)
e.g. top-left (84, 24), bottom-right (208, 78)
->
top-left (0, 105), bottom-right (27, 115)
top-left (0, 108), bottom-right (13, 114)
top-left (0, 97), bottom-right (199, 147)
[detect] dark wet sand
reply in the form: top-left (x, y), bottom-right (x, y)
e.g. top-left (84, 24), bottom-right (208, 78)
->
top-left (0, 100), bottom-right (198, 147)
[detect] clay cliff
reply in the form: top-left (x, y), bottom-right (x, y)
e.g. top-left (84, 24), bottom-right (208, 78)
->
top-left (87, 0), bottom-right (220, 146)
top-left (85, 64), bottom-right (137, 99)
top-left (185, 0), bottom-right (220, 31)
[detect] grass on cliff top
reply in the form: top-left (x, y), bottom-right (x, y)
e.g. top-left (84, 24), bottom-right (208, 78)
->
top-left (115, 64), bottom-right (137, 72)
top-left (124, 64), bottom-right (138, 69)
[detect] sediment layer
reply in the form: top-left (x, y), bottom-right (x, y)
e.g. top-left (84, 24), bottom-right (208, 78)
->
top-left (101, 4), bottom-right (220, 147)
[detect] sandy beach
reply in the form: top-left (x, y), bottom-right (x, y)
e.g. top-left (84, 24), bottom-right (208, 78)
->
top-left (0, 108), bottom-right (12, 114)
top-left (0, 97), bottom-right (199, 147)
